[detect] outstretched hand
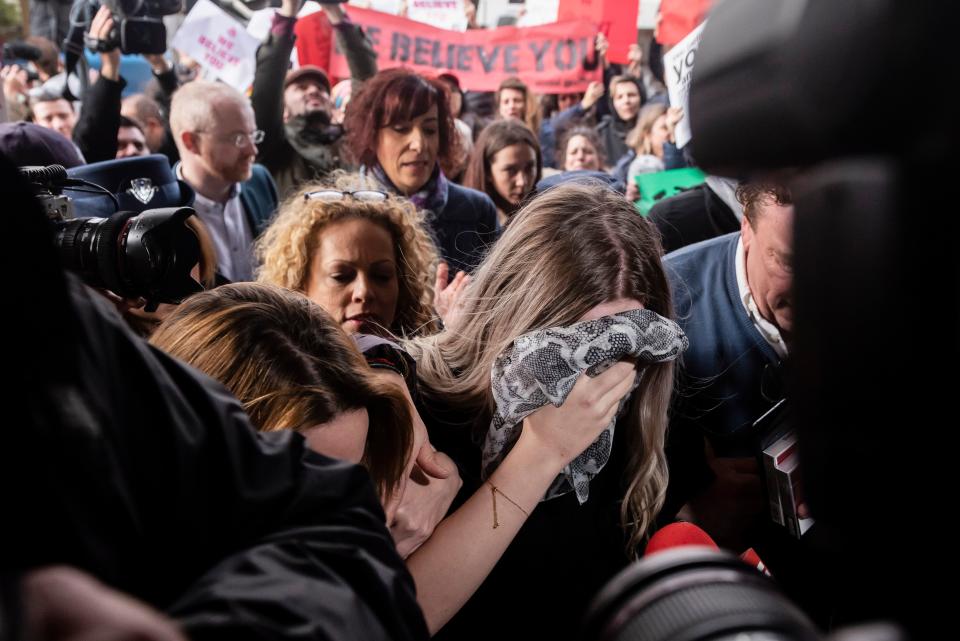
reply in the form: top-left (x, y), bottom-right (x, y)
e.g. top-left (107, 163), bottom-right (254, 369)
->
top-left (434, 262), bottom-right (471, 329)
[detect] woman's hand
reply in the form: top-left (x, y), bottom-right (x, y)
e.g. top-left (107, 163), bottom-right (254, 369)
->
top-left (665, 106), bottom-right (684, 143)
top-left (377, 369), bottom-right (463, 557)
top-left (518, 361), bottom-right (637, 469)
top-left (595, 32), bottom-right (610, 67)
top-left (433, 261), bottom-right (470, 329)
top-left (580, 81), bottom-right (605, 111)
top-left (389, 453), bottom-right (462, 558)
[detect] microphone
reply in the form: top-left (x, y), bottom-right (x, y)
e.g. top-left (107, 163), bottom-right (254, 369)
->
top-left (645, 522), bottom-right (771, 577)
top-left (645, 521), bottom-right (719, 555)
top-left (3, 42), bottom-right (43, 62)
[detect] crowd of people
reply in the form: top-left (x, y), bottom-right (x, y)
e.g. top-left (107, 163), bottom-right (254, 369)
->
top-left (3, 1), bottom-right (810, 640)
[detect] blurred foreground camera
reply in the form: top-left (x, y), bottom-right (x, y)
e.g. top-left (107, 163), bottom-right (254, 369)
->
top-left (581, 547), bottom-right (819, 641)
top-left (20, 164), bottom-right (205, 309)
top-left (581, 548), bottom-right (905, 641)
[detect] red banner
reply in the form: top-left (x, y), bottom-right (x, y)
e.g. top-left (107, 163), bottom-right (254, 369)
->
top-left (293, 10), bottom-right (333, 74)
top-left (296, 7), bottom-right (603, 93)
top-left (656, 0), bottom-right (713, 46)
top-left (558, 0), bottom-right (638, 65)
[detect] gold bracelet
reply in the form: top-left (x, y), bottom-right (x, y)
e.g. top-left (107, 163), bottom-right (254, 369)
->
top-left (487, 482), bottom-right (529, 529)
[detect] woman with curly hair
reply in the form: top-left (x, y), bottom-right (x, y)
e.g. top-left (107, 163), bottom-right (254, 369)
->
top-left (557, 125), bottom-right (606, 172)
top-left (149, 282), bottom-right (414, 500)
top-left (256, 179), bottom-right (440, 337)
top-left (343, 68), bottom-right (498, 275)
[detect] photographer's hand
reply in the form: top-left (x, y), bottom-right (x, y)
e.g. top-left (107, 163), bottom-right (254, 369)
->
top-left (90, 6), bottom-right (121, 81)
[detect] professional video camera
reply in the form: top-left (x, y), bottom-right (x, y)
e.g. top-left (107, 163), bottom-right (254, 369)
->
top-left (66, 0), bottom-right (182, 57)
top-left (20, 164), bottom-right (206, 310)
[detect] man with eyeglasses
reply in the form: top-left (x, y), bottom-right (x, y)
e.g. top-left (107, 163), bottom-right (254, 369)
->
top-left (170, 79), bottom-right (278, 283)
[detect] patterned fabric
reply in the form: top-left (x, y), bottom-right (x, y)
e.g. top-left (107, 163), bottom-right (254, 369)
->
top-left (364, 163), bottom-right (449, 213)
top-left (482, 309), bottom-right (688, 504)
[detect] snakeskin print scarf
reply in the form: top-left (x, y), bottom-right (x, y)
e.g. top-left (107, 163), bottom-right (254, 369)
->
top-left (481, 309), bottom-right (688, 504)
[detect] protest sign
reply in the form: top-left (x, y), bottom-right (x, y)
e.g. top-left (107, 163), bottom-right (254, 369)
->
top-left (297, 6), bottom-right (603, 93)
top-left (348, 0), bottom-right (404, 14)
top-left (172, 0), bottom-right (260, 91)
top-left (657, 0), bottom-right (712, 46)
top-left (558, 0), bottom-right (638, 64)
top-left (407, 0), bottom-right (468, 31)
top-left (634, 167), bottom-right (706, 216)
top-left (515, 0), bottom-right (560, 27)
top-left (663, 19), bottom-right (706, 148)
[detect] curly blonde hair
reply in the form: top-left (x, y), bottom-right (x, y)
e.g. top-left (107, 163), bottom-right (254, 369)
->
top-left (256, 174), bottom-right (441, 337)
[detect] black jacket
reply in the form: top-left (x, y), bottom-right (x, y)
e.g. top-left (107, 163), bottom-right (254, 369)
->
top-left (648, 183), bottom-right (740, 254)
top-left (2, 155), bottom-right (428, 641)
top-left (72, 74), bottom-right (125, 163)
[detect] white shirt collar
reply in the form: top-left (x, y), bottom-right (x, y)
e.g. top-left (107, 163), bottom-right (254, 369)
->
top-left (736, 236), bottom-right (789, 359)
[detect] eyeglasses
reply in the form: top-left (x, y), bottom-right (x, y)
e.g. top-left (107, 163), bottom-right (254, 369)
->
top-left (197, 130), bottom-right (265, 148)
top-left (304, 190), bottom-right (389, 202)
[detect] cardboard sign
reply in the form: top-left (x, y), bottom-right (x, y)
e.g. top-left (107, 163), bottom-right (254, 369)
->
top-left (558, 0), bottom-right (638, 64)
top-left (298, 6), bottom-right (603, 93)
top-left (171, 0), bottom-right (260, 91)
top-left (634, 167), bottom-right (706, 216)
top-left (407, 0), bottom-right (468, 31)
top-left (663, 20), bottom-right (706, 148)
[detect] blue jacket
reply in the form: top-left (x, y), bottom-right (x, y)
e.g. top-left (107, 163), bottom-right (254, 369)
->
top-left (664, 232), bottom-right (782, 457)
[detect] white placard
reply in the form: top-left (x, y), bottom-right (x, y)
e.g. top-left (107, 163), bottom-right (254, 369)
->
top-left (172, 0), bottom-right (260, 92)
top-left (637, 0), bottom-right (660, 29)
top-left (515, 0), bottom-right (559, 27)
top-left (662, 19), bottom-right (706, 149)
top-left (407, 0), bottom-right (468, 30)
top-left (477, 0), bottom-right (524, 28)
top-left (348, 0), bottom-right (404, 14)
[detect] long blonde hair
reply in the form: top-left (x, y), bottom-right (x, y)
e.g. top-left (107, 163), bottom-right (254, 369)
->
top-left (405, 182), bottom-right (675, 554)
top-left (626, 103), bottom-right (668, 157)
top-left (256, 174), bottom-right (440, 336)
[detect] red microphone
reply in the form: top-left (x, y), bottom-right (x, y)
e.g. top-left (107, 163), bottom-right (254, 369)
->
top-left (645, 521), bottom-right (719, 555)
top-left (645, 522), bottom-right (772, 577)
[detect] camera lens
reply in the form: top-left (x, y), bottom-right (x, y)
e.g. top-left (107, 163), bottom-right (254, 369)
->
top-left (53, 207), bottom-right (203, 304)
top-left (581, 548), bottom-right (821, 641)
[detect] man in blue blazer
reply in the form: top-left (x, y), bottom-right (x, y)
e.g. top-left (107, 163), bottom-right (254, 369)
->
top-left (170, 80), bottom-right (278, 282)
top-left (663, 181), bottom-right (795, 548)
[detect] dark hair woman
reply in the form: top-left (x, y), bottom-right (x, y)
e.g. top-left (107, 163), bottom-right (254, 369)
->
top-left (344, 68), bottom-right (498, 274)
top-left (462, 119), bottom-right (542, 226)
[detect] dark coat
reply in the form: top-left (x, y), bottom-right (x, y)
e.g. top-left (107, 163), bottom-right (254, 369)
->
top-left (649, 183), bottom-right (740, 254)
top-left (427, 182), bottom-right (498, 274)
top-left (4, 151), bottom-right (429, 640)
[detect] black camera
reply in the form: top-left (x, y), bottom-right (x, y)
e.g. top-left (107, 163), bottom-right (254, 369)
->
top-left (70, 0), bottom-right (183, 56)
top-left (20, 164), bottom-right (206, 309)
